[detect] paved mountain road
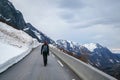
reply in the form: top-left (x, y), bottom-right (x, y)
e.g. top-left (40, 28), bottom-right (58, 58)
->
top-left (0, 46), bottom-right (81, 80)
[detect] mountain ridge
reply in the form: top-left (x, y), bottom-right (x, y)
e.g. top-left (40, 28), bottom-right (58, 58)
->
top-left (0, 0), bottom-right (55, 44)
top-left (0, 0), bottom-right (120, 79)
top-left (56, 39), bottom-right (120, 79)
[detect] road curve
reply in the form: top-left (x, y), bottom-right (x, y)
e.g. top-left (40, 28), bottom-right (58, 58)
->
top-left (0, 46), bottom-right (81, 80)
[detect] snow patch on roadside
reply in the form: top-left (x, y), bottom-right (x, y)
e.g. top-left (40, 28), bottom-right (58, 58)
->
top-left (0, 42), bottom-right (32, 73)
top-left (0, 22), bottom-right (39, 73)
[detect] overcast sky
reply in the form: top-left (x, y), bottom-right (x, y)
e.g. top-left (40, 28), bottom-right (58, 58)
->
top-left (10, 0), bottom-right (120, 49)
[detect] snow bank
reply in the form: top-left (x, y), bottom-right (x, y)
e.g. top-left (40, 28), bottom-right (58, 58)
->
top-left (0, 42), bottom-right (32, 73)
top-left (32, 38), bottom-right (40, 48)
top-left (0, 22), bottom-right (33, 48)
top-left (0, 22), bottom-right (39, 73)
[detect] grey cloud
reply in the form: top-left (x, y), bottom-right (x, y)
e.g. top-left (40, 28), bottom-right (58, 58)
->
top-left (56, 0), bottom-right (120, 29)
top-left (58, 0), bottom-right (85, 9)
top-left (58, 11), bottom-right (76, 23)
top-left (74, 18), bottom-right (120, 29)
top-left (60, 13), bottom-right (74, 20)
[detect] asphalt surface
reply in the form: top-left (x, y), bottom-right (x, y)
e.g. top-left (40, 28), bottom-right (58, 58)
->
top-left (0, 46), bottom-right (81, 80)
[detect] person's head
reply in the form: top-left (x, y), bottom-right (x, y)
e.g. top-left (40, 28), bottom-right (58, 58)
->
top-left (44, 41), bottom-right (48, 45)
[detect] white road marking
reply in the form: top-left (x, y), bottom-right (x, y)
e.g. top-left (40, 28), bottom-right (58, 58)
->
top-left (57, 60), bottom-right (64, 67)
top-left (72, 79), bottom-right (75, 80)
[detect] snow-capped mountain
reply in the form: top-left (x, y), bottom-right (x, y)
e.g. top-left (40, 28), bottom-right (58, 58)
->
top-left (56, 39), bottom-right (120, 78)
top-left (0, 0), bottom-right (55, 44)
top-left (83, 43), bottom-right (103, 52)
top-left (56, 40), bottom-right (84, 55)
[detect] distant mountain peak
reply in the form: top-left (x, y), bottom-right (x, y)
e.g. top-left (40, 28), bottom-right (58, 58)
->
top-left (83, 43), bottom-right (103, 52)
top-left (57, 39), bottom-right (80, 46)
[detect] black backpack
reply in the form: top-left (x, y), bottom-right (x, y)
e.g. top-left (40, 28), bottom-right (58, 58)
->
top-left (42, 45), bottom-right (48, 53)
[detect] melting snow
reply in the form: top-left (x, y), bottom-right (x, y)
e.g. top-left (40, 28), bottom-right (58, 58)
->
top-left (115, 60), bottom-right (120, 63)
top-left (6, 18), bottom-right (11, 21)
top-left (109, 59), bottom-right (114, 63)
top-left (23, 27), bottom-right (29, 31)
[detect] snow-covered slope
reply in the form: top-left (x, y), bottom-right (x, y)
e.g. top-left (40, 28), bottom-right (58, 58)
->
top-left (0, 22), bottom-right (39, 73)
top-left (0, 0), bottom-right (55, 44)
top-left (0, 22), bottom-right (33, 48)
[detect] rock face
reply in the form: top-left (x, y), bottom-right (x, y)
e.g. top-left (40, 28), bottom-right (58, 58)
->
top-left (25, 23), bottom-right (55, 43)
top-left (56, 39), bottom-right (120, 79)
top-left (0, 0), bottom-right (55, 44)
top-left (0, 0), bottom-right (26, 30)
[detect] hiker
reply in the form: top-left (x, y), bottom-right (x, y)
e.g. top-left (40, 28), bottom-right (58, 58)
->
top-left (41, 41), bottom-right (49, 66)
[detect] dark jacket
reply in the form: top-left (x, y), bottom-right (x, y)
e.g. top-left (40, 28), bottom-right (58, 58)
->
top-left (41, 44), bottom-right (49, 55)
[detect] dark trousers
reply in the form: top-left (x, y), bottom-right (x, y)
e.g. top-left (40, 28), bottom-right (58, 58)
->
top-left (43, 53), bottom-right (48, 66)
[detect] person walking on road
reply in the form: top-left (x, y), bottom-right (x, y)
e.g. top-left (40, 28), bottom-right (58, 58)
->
top-left (41, 41), bottom-right (49, 66)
